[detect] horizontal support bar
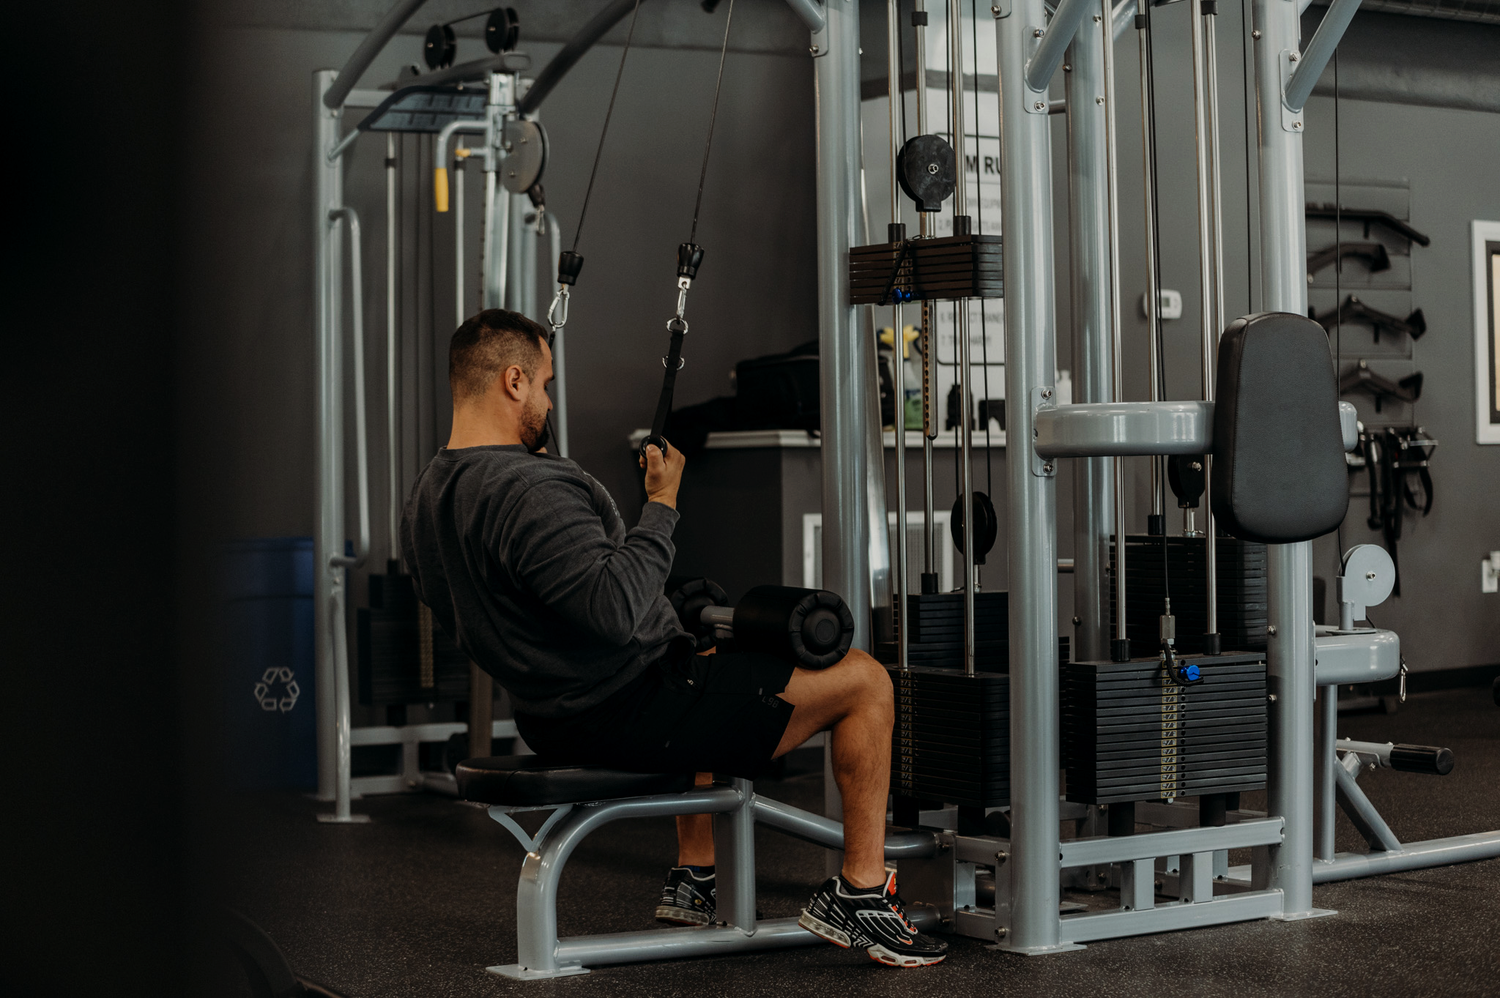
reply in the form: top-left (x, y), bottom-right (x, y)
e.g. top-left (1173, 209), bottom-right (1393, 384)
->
top-left (1312, 832), bottom-right (1500, 883)
top-left (1060, 817), bottom-right (1284, 867)
top-left (1034, 401), bottom-right (1213, 458)
top-left (1314, 628), bottom-right (1400, 685)
top-left (1059, 889), bottom-right (1284, 943)
top-left (753, 794), bottom-right (939, 858)
top-left (551, 904), bottom-right (941, 968)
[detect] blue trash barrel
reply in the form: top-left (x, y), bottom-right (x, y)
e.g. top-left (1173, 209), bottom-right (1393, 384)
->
top-left (220, 537), bottom-right (317, 790)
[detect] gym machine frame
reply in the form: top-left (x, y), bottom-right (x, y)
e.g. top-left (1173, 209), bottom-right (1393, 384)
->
top-left (313, 43), bottom-right (558, 819)
top-left (306, 0), bottom-right (1500, 970)
top-left (878, 0), bottom-right (1500, 952)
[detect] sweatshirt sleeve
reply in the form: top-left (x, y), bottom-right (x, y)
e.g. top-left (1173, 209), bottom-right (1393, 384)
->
top-left (495, 474), bottom-right (680, 646)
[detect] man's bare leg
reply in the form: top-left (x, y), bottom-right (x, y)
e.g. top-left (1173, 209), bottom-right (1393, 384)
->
top-left (676, 774), bottom-right (715, 865)
top-left (773, 649), bottom-right (894, 888)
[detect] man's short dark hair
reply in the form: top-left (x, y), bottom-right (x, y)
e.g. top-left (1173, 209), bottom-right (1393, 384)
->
top-left (449, 309), bottom-right (549, 404)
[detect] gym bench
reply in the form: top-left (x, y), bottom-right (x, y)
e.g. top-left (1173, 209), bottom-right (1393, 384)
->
top-left (456, 755), bottom-right (939, 980)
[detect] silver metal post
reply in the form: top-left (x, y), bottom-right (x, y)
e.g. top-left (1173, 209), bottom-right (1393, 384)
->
top-left (1315, 685), bottom-right (1338, 861)
top-left (915, 1), bottom-right (937, 583)
top-left (1138, 21), bottom-right (1163, 525)
top-left (949, 0), bottom-right (976, 674)
top-left (1190, 0), bottom-right (1220, 646)
top-left (1205, 2), bottom-right (1226, 640)
top-left (313, 70), bottom-right (342, 807)
top-left (888, 0), bottom-right (909, 670)
top-left (510, 194), bottom-right (538, 319)
top-left (1101, 0), bottom-right (1128, 660)
top-left (996, 0), bottom-right (1070, 953)
top-left (386, 133), bottom-right (400, 560)
top-left (714, 780), bottom-right (758, 929)
top-left (1065, 7), bottom-right (1116, 664)
top-left (455, 157), bottom-right (466, 321)
top-left (1253, 0), bottom-right (1323, 919)
top-left (481, 72), bottom-right (513, 309)
top-left (811, 0), bottom-right (871, 854)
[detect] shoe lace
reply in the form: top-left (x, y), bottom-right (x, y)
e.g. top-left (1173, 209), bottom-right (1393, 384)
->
top-left (885, 888), bottom-right (918, 934)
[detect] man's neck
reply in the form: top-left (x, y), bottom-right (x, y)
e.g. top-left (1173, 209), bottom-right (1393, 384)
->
top-left (447, 407), bottom-right (522, 450)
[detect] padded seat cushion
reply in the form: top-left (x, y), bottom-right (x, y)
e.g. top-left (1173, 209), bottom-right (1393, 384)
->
top-left (455, 755), bottom-right (697, 807)
top-left (1212, 312), bottom-right (1349, 544)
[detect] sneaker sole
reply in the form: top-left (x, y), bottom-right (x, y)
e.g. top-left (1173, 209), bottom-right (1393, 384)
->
top-left (867, 944), bottom-right (948, 968)
top-left (797, 911), bottom-right (853, 949)
top-left (656, 905), bottom-right (712, 926)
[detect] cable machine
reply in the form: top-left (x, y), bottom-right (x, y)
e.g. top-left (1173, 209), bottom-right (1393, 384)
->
top-left (302, 0), bottom-right (1500, 969)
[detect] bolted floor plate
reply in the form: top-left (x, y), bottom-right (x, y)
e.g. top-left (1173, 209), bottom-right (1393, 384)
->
top-left (488, 963), bottom-right (591, 980)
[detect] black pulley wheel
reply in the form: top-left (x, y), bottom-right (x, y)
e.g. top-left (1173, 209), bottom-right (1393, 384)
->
top-left (950, 491), bottom-right (999, 565)
top-left (486, 8), bottom-right (521, 53)
top-left (667, 576), bottom-right (728, 651)
top-left (896, 134), bottom-right (957, 213)
top-left (733, 585), bottom-right (855, 669)
top-left (1168, 454), bottom-right (1206, 508)
top-left (424, 24), bottom-right (457, 70)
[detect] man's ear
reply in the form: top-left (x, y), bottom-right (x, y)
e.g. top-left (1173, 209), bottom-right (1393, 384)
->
top-left (501, 364), bottom-right (526, 402)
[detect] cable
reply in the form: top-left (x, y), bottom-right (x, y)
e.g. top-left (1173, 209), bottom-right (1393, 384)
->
top-left (1334, 51), bottom-right (1344, 579)
top-left (970, 0), bottom-right (992, 498)
top-left (689, 0), bottom-right (736, 245)
top-left (571, 0), bottom-right (642, 254)
top-left (1145, 0), bottom-right (1169, 612)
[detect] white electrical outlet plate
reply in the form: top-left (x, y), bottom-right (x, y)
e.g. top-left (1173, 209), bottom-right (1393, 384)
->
top-left (1483, 551), bottom-right (1500, 594)
top-left (1140, 289), bottom-right (1183, 320)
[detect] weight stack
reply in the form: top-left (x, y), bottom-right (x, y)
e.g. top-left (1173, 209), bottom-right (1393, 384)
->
top-left (1111, 535), bottom-right (1268, 655)
top-left (877, 591), bottom-right (1070, 668)
top-left (889, 666), bottom-right (1009, 808)
top-left (850, 233), bottom-right (1003, 305)
top-left (357, 571), bottom-right (470, 704)
top-left (1062, 652), bottom-right (1267, 804)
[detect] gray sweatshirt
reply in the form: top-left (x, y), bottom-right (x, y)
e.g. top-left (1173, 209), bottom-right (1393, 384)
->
top-left (400, 445), bottom-right (690, 718)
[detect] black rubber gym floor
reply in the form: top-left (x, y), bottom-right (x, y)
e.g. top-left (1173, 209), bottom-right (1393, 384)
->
top-left (225, 686), bottom-right (1499, 997)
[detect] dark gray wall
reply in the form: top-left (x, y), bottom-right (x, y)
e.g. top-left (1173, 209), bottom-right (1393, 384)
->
top-left (186, 4), bottom-right (819, 547)
top-left (191, 2), bottom-right (1499, 672)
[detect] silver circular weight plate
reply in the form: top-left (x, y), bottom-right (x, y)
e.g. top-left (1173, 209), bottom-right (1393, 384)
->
top-left (1342, 543), bottom-right (1396, 609)
top-left (501, 119), bottom-right (547, 193)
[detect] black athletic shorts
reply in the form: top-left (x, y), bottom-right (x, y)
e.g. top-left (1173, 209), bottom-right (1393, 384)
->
top-left (513, 645), bottom-right (798, 780)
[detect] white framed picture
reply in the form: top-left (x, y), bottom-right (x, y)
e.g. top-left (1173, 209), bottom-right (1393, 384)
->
top-left (1475, 220), bottom-right (1500, 444)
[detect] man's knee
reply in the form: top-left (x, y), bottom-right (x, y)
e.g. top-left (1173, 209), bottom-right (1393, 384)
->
top-left (837, 649), bottom-right (893, 713)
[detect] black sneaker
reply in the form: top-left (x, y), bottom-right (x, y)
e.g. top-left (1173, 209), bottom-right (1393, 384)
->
top-left (798, 871), bottom-right (949, 967)
top-left (656, 866), bottom-right (716, 925)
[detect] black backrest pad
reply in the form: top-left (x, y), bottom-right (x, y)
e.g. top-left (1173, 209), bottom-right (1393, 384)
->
top-left (1212, 312), bottom-right (1349, 544)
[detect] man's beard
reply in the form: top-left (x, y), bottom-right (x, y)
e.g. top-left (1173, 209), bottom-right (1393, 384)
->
top-left (521, 399), bottom-right (550, 453)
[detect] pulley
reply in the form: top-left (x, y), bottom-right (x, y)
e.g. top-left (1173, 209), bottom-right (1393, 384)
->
top-left (485, 7), bottom-right (521, 54)
top-left (950, 491), bottom-right (999, 566)
top-left (896, 135), bottom-right (957, 213)
top-left (423, 24), bottom-right (456, 70)
top-left (501, 118), bottom-right (547, 194)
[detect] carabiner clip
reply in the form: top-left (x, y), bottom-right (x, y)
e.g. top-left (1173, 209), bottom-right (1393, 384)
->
top-left (547, 285), bottom-right (570, 336)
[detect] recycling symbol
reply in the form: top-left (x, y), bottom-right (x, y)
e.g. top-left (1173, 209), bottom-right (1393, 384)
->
top-left (253, 667), bottom-right (301, 713)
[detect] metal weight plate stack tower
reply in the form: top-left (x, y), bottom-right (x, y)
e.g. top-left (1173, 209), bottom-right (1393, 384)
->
top-left (1062, 653), bottom-right (1268, 805)
top-left (890, 666), bottom-right (1010, 809)
top-left (1112, 536), bottom-right (1269, 655)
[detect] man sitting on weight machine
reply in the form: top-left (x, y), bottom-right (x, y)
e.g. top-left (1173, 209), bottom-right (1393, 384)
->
top-left (400, 308), bottom-right (947, 968)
